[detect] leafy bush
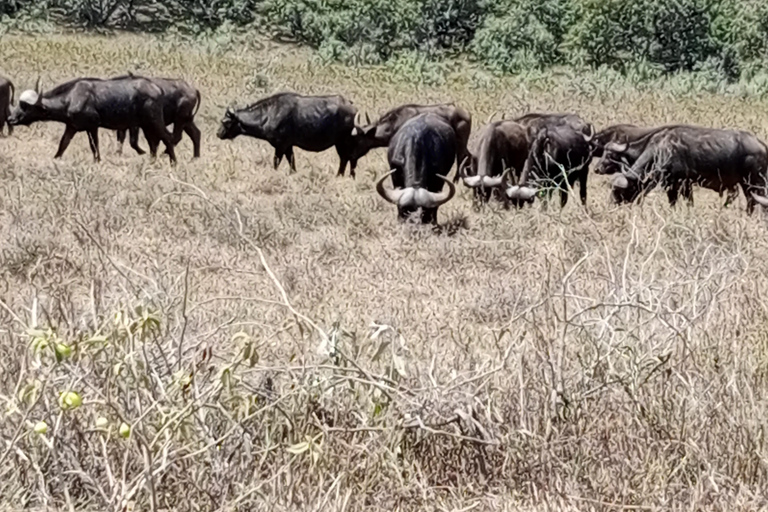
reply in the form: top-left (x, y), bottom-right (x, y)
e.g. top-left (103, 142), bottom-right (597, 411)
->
top-left (471, 0), bottom-right (567, 73)
top-left (3, 0), bottom-right (768, 83)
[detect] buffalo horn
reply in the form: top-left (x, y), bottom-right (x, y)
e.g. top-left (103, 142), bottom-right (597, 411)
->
top-left (583, 123), bottom-right (595, 143)
top-left (612, 174), bottom-right (629, 189)
top-left (605, 141), bottom-right (628, 153)
top-left (365, 111), bottom-right (371, 125)
top-left (485, 110), bottom-right (499, 124)
top-left (506, 185), bottom-right (537, 201)
top-left (376, 170), bottom-right (408, 205)
top-left (751, 192), bottom-right (768, 208)
top-left (413, 174), bottom-right (456, 208)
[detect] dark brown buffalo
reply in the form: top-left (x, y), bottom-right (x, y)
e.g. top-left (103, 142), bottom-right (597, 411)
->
top-left (0, 76), bottom-right (14, 136)
top-left (609, 125), bottom-right (768, 214)
top-left (375, 113), bottom-right (456, 224)
top-left (459, 120), bottom-right (529, 204)
top-left (217, 92), bottom-right (358, 176)
top-left (115, 75), bottom-right (201, 158)
top-left (349, 103), bottom-right (471, 182)
top-left (9, 76), bottom-right (176, 163)
top-left (506, 124), bottom-right (593, 208)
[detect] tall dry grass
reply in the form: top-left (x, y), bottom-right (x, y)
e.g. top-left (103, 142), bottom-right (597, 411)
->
top-left (2, 30), bottom-right (768, 511)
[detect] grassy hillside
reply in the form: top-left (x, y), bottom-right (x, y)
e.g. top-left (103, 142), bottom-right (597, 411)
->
top-left (2, 30), bottom-right (768, 511)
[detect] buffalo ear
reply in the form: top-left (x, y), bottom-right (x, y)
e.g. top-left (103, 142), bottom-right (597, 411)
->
top-left (351, 127), bottom-right (360, 136)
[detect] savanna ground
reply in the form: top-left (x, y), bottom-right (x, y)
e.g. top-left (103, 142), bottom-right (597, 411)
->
top-left (3, 30), bottom-right (768, 512)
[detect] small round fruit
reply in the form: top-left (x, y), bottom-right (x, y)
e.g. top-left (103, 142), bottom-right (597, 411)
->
top-left (118, 422), bottom-right (131, 439)
top-left (59, 391), bottom-right (82, 410)
top-left (33, 421), bottom-right (48, 434)
top-left (55, 343), bottom-right (72, 359)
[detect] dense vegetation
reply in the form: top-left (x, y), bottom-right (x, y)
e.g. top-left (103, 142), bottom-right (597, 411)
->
top-left (2, 0), bottom-right (768, 81)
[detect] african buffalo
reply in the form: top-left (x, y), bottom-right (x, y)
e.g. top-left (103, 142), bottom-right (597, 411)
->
top-left (609, 125), bottom-right (768, 213)
top-left (506, 124), bottom-right (593, 208)
top-left (217, 92), bottom-right (359, 177)
top-left (375, 113), bottom-right (457, 224)
top-left (115, 75), bottom-right (201, 158)
top-left (596, 124), bottom-right (701, 205)
top-left (459, 120), bottom-right (529, 204)
top-left (349, 103), bottom-right (471, 182)
top-left (9, 76), bottom-right (176, 163)
top-left (0, 76), bottom-right (14, 136)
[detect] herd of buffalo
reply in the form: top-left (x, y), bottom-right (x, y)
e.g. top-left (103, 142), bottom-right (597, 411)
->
top-left (2, 73), bottom-right (768, 224)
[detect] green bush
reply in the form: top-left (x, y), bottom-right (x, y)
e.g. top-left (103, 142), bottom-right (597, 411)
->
top-left (3, 0), bottom-right (768, 83)
top-left (471, 0), bottom-right (568, 73)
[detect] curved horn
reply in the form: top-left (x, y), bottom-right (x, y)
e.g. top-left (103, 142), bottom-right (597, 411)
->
top-left (365, 111), bottom-right (371, 125)
top-left (612, 174), bottom-right (629, 189)
top-left (462, 175), bottom-right (483, 188)
top-left (414, 174), bottom-right (456, 208)
top-left (751, 192), bottom-right (768, 208)
top-left (605, 141), bottom-right (628, 153)
top-left (376, 170), bottom-right (408, 205)
top-left (354, 111), bottom-right (361, 126)
top-left (583, 123), bottom-right (595, 143)
top-left (35, 76), bottom-right (41, 94)
top-left (485, 110), bottom-right (499, 124)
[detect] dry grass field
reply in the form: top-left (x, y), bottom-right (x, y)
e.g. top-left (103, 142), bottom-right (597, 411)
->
top-left (4, 30), bottom-right (768, 512)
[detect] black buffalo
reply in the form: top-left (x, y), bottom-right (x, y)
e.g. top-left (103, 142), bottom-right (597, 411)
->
top-left (459, 120), bottom-right (529, 204)
top-left (115, 75), bottom-right (201, 158)
top-left (609, 125), bottom-right (768, 214)
top-left (350, 103), bottom-right (471, 182)
top-left (375, 113), bottom-right (457, 224)
top-left (506, 124), bottom-right (593, 208)
top-left (0, 76), bottom-right (14, 136)
top-left (9, 76), bottom-right (176, 163)
top-left (217, 92), bottom-right (359, 177)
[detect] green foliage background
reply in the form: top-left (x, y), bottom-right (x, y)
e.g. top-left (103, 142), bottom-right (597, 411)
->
top-left (2, 0), bottom-right (767, 81)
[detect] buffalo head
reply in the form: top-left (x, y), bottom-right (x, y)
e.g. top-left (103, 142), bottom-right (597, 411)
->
top-left (216, 107), bottom-right (241, 140)
top-left (595, 141), bottom-right (630, 175)
top-left (376, 169), bottom-right (456, 219)
top-left (9, 78), bottom-right (43, 127)
top-left (610, 172), bottom-right (641, 204)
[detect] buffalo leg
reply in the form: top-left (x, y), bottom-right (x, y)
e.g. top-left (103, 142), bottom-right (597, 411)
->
top-left (129, 127), bottom-right (146, 155)
top-left (184, 122), bottom-right (202, 158)
top-left (116, 129), bottom-right (126, 154)
top-left (336, 157), bottom-right (349, 177)
top-left (54, 125), bottom-right (78, 159)
top-left (666, 185), bottom-right (679, 206)
top-left (579, 168), bottom-right (588, 206)
top-left (87, 129), bottom-right (100, 162)
top-left (286, 147), bottom-right (296, 173)
top-left (160, 129), bottom-right (177, 164)
top-left (273, 150), bottom-right (283, 170)
top-left (145, 131), bottom-right (160, 158)
top-left (682, 180), bottom-right (694, 206)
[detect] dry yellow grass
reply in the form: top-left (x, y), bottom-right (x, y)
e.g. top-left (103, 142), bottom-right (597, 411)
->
top-left (3, 30), bottom-right (768, 511)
